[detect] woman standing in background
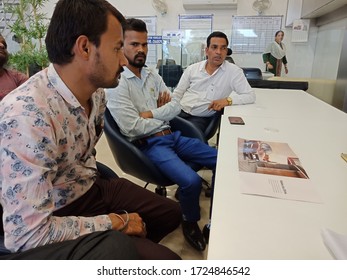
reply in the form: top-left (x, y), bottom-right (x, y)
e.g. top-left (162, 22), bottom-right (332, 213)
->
top-left (263, 30), bottom-right (288, 76)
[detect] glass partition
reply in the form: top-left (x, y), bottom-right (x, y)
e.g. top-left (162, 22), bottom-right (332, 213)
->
top-left (161, 29), bottom-right (210, 69)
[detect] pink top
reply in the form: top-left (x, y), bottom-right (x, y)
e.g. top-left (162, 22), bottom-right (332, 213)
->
top-left (0, 68), bottom-right (28, 100)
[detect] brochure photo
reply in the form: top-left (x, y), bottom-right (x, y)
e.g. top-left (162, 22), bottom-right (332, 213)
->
top-left (238, 138), bottom-right (321, 203)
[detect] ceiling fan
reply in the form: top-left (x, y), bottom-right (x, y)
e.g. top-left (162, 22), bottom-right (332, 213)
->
top-left (152, 0), bottom-right (168, 16)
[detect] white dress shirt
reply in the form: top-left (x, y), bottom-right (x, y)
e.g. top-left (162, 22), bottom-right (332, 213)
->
top-left (173, 60), bottom-right (255, 117)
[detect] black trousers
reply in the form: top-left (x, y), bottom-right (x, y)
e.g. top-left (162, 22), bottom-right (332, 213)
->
top-left (0, 230), bottom-right (138, 260)
top-left (1, 176), bottom-right (182, 260)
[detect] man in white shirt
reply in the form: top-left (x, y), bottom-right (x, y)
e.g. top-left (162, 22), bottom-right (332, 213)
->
top-left (174, 31), bottom-right (255, 134)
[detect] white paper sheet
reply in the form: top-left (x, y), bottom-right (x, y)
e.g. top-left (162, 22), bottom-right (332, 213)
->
top-left (321, 228), bottom-right (347, 260)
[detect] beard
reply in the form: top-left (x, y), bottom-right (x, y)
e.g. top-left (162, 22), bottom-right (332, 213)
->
top-left (0, 52), bottom-right (9, 68)
top-left (128, 53), bottom-right (146, 68)
top-left (89, 51), bottom-right (124, 89)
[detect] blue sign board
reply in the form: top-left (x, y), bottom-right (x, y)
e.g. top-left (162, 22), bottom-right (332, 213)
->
top-left (148, 36), bottom-right (163, 44)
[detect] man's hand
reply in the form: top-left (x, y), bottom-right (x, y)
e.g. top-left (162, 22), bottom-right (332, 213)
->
top-left (140, 111), bottom-right (153, 119)
top-left (109, 212), bottom-right (147, 238)
top-left (139, 91), bottom-right (171, 119)
top-left (157, 91), bottom-right (171, 107)
top-left (208, 98), bottom-right (229, 111)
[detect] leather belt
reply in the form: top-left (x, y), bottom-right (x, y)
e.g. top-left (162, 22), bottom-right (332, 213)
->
top-left (132, 129), bottom-right (172, 147)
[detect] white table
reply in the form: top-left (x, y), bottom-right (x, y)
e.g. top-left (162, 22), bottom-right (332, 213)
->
top-left (208, 88), bottom-right (347, 259)
top-left (225, 88), bottom-right (346, 123)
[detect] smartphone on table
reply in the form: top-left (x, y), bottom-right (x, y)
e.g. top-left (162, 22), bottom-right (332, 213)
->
top-left (228, 116), bottom-right (245, 125)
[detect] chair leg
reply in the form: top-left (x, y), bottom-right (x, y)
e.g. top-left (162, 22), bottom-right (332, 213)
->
top-left (201, 178), bottom-right (211, 197)
top-left (155, 185), bottom-right (167, 197)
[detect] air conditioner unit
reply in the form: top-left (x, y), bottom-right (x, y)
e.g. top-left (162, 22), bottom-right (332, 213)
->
top-left (183, 0), bottom-right (238, 10)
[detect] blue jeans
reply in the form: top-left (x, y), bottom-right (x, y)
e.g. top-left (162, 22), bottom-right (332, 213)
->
top-left (140, 131), bottom-right (217, 222)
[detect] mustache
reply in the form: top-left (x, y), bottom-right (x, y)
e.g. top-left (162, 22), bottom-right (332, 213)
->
top-left (135, 52), bottom-right (146, 59)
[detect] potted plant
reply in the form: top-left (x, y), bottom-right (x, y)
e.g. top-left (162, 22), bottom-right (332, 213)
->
top-left (4, 0), bottom-right (49, 76)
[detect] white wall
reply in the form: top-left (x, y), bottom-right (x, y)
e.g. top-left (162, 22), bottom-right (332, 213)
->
top-left (41, 0), bottom-right (346, 79)
top-left (311, 18), bottom-right (347, 79)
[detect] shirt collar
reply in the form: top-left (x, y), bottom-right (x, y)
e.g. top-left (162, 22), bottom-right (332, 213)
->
top-left (47, 63), bottom-right (82, 108)
top-left (122, 66), bottom-right (150, 80)
top-left (199, 60), bottom-right (226, 74)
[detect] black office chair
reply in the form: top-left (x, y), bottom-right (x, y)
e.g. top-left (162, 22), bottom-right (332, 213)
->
top-left (156, 58), bottom-right (176, 68)
top-left (0, 161), bottom-right (119, 257)
top-left (96, 161), bottom-right (119, 179)
top-left (204, 111), bottom-right (223, 144)
top-left (225, 47), bottom-right (235, 64)
top-left (178, 109), bottom-right (223, 145)
top-left (104, 108), bottom-right (208, 197)
top-left (242, 67), bottom-right (263, 80)
top-left (158, 64), bottom-right (184, 89)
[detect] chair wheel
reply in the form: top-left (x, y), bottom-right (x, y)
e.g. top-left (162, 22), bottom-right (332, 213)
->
top-left (155, 186), bottom-right (167, 197)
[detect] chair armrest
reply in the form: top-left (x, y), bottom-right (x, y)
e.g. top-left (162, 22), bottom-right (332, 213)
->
top-left (170, 116), bottom-right (205, 142)
top-left (96, 161), bottom-right (119, 179)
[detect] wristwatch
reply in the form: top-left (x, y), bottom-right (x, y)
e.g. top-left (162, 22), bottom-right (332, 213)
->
top-left (227, 97), bottom-right (232, 106)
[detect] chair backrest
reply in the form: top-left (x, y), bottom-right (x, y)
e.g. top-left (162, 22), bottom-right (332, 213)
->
top-left (204, 111), bottom-right (222, 142)
top-left (242, 68), bottom-right (263, 80)
top-left (158, 64), bottom-right (183, 88)
top-left (225, 56), bottom-right (235, 64)
top-left (156, 58), bottom-right (176, 68)
top-left (103, 108), bottom-right (174, 186)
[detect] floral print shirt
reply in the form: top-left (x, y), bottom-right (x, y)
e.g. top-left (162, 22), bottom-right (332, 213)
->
top-left (0, 64), bottom-right (112, 252)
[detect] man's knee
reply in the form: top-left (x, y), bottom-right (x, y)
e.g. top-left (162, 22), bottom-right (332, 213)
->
top-left (180, 174), bottom-right (202, 195)
top-left (76, 231), bottom-right (139, 260)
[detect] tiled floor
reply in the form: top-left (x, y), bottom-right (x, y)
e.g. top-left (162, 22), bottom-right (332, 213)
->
top-left (95, 133), bottom-right (215, 260)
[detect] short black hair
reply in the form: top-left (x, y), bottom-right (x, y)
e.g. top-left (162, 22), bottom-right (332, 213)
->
top-left (45, 0), bottom-right (125, 65)
top-left (123, 18), bottom-right (148, 33)
top-left (206, 31), bottom-right (229, 47)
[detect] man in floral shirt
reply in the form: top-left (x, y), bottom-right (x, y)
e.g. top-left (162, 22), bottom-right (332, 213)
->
top-left (0, 0), bottom-right (181, 260)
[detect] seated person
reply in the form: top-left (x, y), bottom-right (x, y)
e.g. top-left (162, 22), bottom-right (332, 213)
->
top-left (106, 18), bottom-right (217, 252)
top-left (0, 0), bottom-right (181, 260)
top-left (0, 34), bottom-right (28, 100)
top-left (174, 31), bottom-right (255, 134)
